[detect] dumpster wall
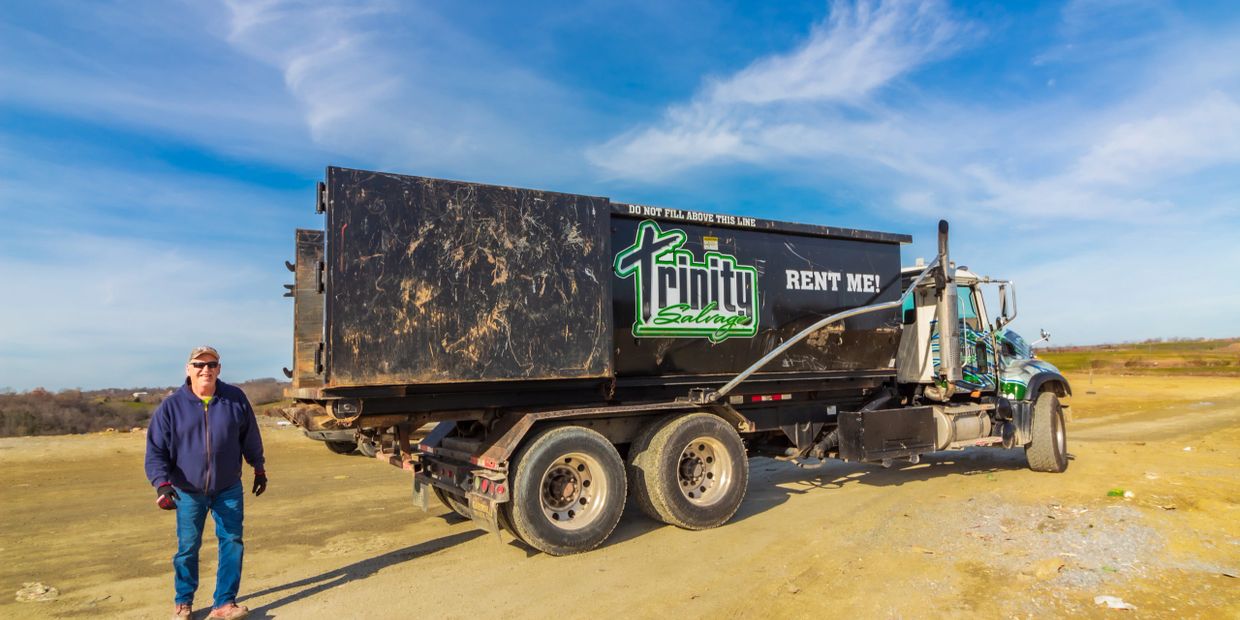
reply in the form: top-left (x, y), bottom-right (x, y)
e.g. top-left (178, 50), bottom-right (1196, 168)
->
top-left (319, 168), bottom-right (910, 390)
top-left (610, 210), bottom-right (904, 377)
top-left (324, 167), bottom-right (613, 386)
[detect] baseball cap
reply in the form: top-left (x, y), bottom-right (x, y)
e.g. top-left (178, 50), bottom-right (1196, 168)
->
top-left (188, 346), bottom-right (220, 362)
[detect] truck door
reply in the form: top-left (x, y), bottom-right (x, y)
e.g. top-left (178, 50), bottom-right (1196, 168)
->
top-left (957, 284), bottom-right (996, 391)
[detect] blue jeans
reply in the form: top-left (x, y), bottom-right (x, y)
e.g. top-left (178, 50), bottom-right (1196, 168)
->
top-left (173, 482), bottom-right (244, 607)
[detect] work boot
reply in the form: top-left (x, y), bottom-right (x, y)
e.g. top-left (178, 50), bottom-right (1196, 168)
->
top-left (207, 603), bottom-right (249, 619)
top-left (171, 603), bottom-right (192, 619)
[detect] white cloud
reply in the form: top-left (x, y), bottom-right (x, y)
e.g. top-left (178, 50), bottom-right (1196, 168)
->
top-left (588, 0), bottom-right (1240, 344)
top-left (1, 0), bottom-right (591, 180)
top-left (0, 132), bottom-right (307, 390)
top-left (219, 0), bottom-right (589, 182)
top-left (0, 231), bottom-right (289, 390)
top-left (1074, 93), bottom-right (1240, 186)
top-left (0, 138), bottom-right (300, 242)
top-left (708, 0), bottom-right (963, 105)
top-left (222, 0), bottom-right (400, 141)
top-left (588, 0), bottom-right (969, 180)
top-left (0, 4), bottom-right (313, 166)
top-left (591, 1), bottom-right (1240, 224)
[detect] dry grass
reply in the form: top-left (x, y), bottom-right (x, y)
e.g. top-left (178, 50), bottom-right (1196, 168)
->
top-left (1040, 338), bottom-right (1240, 376)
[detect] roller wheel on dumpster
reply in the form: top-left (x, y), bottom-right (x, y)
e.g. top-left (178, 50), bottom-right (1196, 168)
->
top-left (503, 426), bottom-right (626, 555)
top-left (1025, 391), bottom-right (1068, 473)
top-left (628, 413), bottom-right (748, 530)
top-left (324, 440), bottom-right (356, 455)
top-left (433, 486), bottom-right (471, 518)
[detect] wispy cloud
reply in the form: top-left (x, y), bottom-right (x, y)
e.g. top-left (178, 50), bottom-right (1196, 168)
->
top-left (591, 0), bottom-right (1240, 224)
top-left (588, 0), bottom-right (971, 180)
top-left (1075, 93), bottom-right (1240, 187)
top-left (219, 0), bottom-right (590, 183)
top-left (0, 128), bottom-right (306, 390)
top-left (0, 230), bottom-right (288, 390)
top-left (589, 0), bottom-right (1240, 344)
top-left (0, 2), bottom-right (311, 166)
top-left (708, 0), bottom-right (964, 105)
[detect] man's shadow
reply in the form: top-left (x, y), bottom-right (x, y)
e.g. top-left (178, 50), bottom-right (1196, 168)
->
top-left (234, 530), bottom-right (483, 617)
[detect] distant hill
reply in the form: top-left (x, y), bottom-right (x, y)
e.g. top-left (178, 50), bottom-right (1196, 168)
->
top-left (0, 379), bottom-right (290, 437)
top-left (1039, 338), bottom-right (1240, 376)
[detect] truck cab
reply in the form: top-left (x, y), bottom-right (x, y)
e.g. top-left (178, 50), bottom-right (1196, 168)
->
top-left (899, 265), bottom-right (1069, 401)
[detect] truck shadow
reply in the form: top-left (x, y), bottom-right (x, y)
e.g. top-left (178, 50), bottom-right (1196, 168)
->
top-left (732, 448), bottom-right (1031, 523)
top-left (593, 506), bottom-right (676, 548)
top-left (237, 530), bottom-right (484, 616)
top-left (592, 449), bottom-right (1034, 550)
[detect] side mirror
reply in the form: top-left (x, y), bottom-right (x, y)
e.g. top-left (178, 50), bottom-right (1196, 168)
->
top-left (990, 280), bottom-right (1016, 330)
top-left (1030, 329), bottom-right (1051, 347)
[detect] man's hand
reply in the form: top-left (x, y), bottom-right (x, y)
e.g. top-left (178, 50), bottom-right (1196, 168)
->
top-left (156, 483), bottom-right (179, 510)
top-left (252, 470), bottom-right (267, 496)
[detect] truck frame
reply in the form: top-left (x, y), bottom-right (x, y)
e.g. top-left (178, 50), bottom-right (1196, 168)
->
top-left (282, 167), bottom-right (1071, 555)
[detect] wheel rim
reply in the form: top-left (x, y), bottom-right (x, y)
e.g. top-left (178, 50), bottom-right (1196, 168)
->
top-left (539, 452), bottom-right (607, 531)
top-left (676, 436), bottom-right (734, 507)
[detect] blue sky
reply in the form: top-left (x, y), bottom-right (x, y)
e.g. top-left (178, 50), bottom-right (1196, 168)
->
top-left (2, 0), bottom-right (1237, 390)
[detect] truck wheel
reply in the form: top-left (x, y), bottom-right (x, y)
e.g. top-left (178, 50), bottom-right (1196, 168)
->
top-left (433, 486), bottom-right (471, 518)
top-left (626, 416), bottom-right (668, 520)
top-left (505, 426), bottom-right (626, 555)
top-left (324, 440), bottom-right (356, 455)
top-left (357, 439), bottom-right (378, 458)
top-left (628, 413), bottom-right (748, 530)
top-left (1025, 391), bottom-right (1068, 472)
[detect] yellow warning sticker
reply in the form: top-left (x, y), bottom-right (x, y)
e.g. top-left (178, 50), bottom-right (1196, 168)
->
top-left (703, 236), bottom-right (719, 251)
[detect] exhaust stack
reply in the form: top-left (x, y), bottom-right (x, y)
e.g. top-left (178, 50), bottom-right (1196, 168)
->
top-left (936, 220), bottom-right (961, 387)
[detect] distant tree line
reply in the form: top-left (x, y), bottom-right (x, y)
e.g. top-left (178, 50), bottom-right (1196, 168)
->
top-left (0, 379), bottom-right (289, 437)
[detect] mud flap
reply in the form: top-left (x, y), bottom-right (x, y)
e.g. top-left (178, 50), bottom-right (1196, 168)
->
top-left (1012, 400), bottom-right (1033, 446)
top-left (467, 494), bottom-right (501, 536)
top-left (838, 406), bottom-right (936, 463)
top-left (468, 469), bottom-right (509, 539)
top-left (411, 475), bottom-right (432, 513)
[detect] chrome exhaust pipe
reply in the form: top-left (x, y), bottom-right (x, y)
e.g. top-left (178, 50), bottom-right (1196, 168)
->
top-left (936, 220), bottom-right (961, 390)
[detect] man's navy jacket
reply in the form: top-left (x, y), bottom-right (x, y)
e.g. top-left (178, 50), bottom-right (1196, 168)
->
top-left (145, 380), bottom-right (265, 494)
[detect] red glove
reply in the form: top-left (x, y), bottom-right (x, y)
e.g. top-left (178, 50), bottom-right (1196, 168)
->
top-left (252, 470), bottom-right (267, 496)
top-left (156, 483), bottom-right (179, 510)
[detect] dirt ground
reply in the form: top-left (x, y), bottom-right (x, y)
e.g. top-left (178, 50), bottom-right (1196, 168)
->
top-left (2, 373), bottom-right (1237, 619)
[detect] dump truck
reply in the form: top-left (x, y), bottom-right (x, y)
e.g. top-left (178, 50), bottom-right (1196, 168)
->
top-left (282, 166), bottom-right (1071, 556)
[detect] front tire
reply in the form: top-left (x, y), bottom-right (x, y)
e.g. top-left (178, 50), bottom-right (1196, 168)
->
top-left (1026, 391), bottom-right (1068, 472)
top-left (505, 426), bottom-right (626, 555)
top-left (324, 440), bottom-right (356, 455)
top-left (628, 413), bottom-right (748, 530)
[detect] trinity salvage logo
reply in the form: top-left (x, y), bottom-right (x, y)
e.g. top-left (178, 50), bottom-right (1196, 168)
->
top-left (614, 220), bottom-right (759, 343)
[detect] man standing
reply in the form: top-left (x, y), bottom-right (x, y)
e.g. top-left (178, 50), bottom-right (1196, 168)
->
top-left (145, 346), bottom-right (267, 620)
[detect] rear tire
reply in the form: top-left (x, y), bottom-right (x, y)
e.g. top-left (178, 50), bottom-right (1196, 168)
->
top-left (626, 416), bottom-right (668, 521)
top-left (1026, 391), bottom-right (1068, 472)
top-left (433, 486), bottom-right (471, 518)
top-left (507, 426), bottom-right (626, 555)
top-left (324, 440), bottom-right (356, 455)
top-left (628, 413), bottom-right (748, 530)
